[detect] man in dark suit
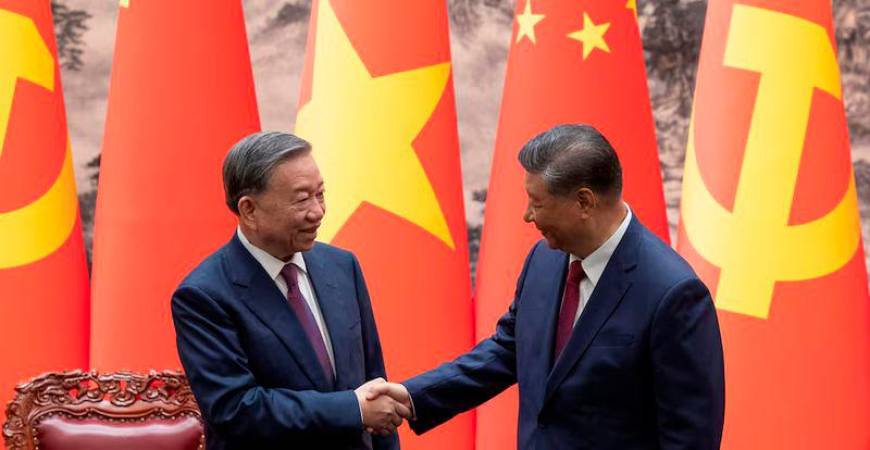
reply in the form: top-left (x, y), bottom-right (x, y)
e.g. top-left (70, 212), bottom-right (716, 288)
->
top-left (369, 124), bottom-right (725, 449)
top-left (171, 131), bottom-right (406, 450)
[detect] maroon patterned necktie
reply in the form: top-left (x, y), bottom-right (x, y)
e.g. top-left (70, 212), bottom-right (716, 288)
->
top-left (280, 263), bottom-right (335, 385)
top-left (554, 260), bottom-right (586, 361)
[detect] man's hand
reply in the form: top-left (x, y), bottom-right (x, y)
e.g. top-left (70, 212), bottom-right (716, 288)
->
top-left (355, 378), bottom-right (412, 436)
top-left (366, 382), bottom-right (412, 414)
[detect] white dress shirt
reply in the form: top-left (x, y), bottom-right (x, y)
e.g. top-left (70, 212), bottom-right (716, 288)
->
top-left (237, 228), bottom-right (336, 376)
top-left (568, 205), bottom-right (633, 325)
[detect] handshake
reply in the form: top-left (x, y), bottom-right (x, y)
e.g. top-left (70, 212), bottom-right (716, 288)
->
top-left (353, 378), bottom-right (413, 435)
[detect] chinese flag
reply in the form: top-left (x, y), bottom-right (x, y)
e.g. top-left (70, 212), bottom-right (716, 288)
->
top-left (677, 0), bottom-right (870, 448)
top-left (90, 0), bottom-right (260, 371)
top-left (0, 1), bottom-right (89, 417)
top-left (473, 1), bottom-right (668, 448)
top-left (295, 1), bottom-right (474, 449)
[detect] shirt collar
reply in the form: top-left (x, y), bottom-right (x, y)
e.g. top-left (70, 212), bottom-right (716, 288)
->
top-left (569, 204), bottom-right (632, 288)
top-left (237, 227), bottom-right (308, 282)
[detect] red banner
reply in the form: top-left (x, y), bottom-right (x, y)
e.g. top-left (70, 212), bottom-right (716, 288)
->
top-left (0, 0), bottom-right (89, 418)
top-left (90, 0), bottom-right (260, 371)
top-left (296, 1), bottom-right (474, 449)
top-left (677, 1), bottom-right (870, 447)
top-left (474, 1), bottom-right (668, 448)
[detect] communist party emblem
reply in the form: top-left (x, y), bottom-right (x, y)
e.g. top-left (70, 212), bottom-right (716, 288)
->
top-left (0, 8), bottom-right (79, 269)
top-left (678, 3), bottom-right (863, 320)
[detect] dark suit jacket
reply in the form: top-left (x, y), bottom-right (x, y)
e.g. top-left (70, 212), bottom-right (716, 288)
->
top-left (404, 217), bottom-right (724, 450)
top-left (171, 235), bottom-right (398, 450)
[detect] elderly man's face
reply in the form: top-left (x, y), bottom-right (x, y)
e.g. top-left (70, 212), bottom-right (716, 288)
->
top-left (252, 153), bottom-right (325, 259)
top-left (522, 172), bottom-right (585, 252)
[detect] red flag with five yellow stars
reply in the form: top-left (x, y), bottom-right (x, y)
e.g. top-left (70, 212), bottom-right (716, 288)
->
top-left (295, 1), bottom-right (474, 449)
top-left (473, 1), bottom-right (668, 448)
top-left (0, 0), bottom-right (89, 418)
top-left (677, 0), bottom-right (870, 447)
top-left (90, 0), bottom-right (260, 371)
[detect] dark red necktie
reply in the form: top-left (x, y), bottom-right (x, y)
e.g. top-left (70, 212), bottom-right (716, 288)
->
top-left (554, 260), bottom-right (585, 361)
top-left (280, 263), bottom-right (335, 385)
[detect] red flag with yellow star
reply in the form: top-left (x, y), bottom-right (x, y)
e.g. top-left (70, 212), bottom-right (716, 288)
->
top-left (90, 0), bottom-right (260, 371)
top-left (0, 0), bottom-right (89, 417)
top-left (473, 1), bottom-right (668, 448)
top-left (677, 0), bottom-right (870, 447)
top-left (295, 1), bottom-right (474, 449)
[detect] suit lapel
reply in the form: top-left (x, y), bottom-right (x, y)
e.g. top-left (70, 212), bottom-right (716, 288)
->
top-left (303, 246), bottom-right (356, 389)
top-left (524, 247), bottom-right (568, 401)
top-left (544, 218), bottom-right (641, 403)
top-left (226, 236), bottom-right (332, 391)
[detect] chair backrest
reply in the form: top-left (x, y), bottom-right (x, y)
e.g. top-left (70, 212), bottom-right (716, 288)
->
top-left (3, 370), bottom-right (203, 450)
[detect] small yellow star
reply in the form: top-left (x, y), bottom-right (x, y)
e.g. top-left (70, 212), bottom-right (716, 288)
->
top-left (119, 0), bottom-right (129, 7)
top-left (626, 0), bottom-right (638, 19)
top-left (567, 13), bottom-right (611, 60)
top-left (515, 0), bottom-right (545, 44)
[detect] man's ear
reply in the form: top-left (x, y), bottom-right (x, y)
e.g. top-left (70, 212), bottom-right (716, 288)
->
top-left (237, 196), bottom-right (257, 230)
top-left (575, 187), bottom-right (597, 216)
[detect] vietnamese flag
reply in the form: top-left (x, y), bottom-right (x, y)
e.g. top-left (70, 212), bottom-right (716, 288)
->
top-left (90, 0), bottom-right (260, 371)
top-left (0, 1), bottom-right (89, 418)
top-left (295, 1), bottom-right (474, 449)
top-left (677, 0), bottom-right (870, 447)
top-left (473, 1), bottom-right (668, 448)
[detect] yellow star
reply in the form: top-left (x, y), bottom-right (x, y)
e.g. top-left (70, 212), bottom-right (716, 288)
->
top-left (120, 0), bottom-right (129, 7)
top-left (515, 0), bottom-right (545, 44)
top-left (295, 0), bottom-right (455, 249)
top-left (567, 13), bottom-right (611, 60)
top-left (626, 0), bottom-right (638, 19)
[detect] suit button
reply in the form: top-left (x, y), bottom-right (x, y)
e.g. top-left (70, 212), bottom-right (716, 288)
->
top-left (538, 418), bottom-right (549, 429)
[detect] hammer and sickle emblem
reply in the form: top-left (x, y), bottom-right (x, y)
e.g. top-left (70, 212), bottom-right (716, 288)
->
top-left (681, 5), bottom-right (862, 319)
top-left (0, 9), bottom-right (79, 269)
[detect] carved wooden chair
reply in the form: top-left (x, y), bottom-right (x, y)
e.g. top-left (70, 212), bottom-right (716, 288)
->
top-left (2, 370), bottom-right (203, 450)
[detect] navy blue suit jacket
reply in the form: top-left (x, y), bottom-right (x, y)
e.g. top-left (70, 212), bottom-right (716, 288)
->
top-left (405, 217), bottom-right (724, 450)
top-left (171, 235), bottom-right (398, 450)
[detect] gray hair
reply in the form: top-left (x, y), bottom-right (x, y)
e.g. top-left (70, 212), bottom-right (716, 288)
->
top-left (518, 124), bottom-right (622, 198)
top-left (222, 131), bottom-right (311, 214)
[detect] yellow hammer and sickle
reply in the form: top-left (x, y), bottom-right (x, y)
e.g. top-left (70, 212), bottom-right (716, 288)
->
top-left (681, 4), bottom-right (861, 319)
top-left (0, 9), bottom-right (79, 269)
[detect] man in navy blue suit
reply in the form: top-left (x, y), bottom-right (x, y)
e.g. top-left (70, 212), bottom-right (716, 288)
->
top-left (369, 124), bottom-right (725, 449)
top-left (171, 132), bottom-right (407, 450)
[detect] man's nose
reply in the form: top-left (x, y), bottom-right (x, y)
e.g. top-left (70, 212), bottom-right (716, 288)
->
top-left (523, 206), bottom-right (533, 223)
top-left (308, 200), bottom-right (325, 221)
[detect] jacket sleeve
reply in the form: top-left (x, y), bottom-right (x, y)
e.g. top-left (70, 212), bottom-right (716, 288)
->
top-left (401, 244), bottom-right (539, 434)
top-left (650, 277), bottom-right (725, 450)
top-left (350, 254), bottom-right (400, 450)
top-left (171, 284), bottom-right (362, 443)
